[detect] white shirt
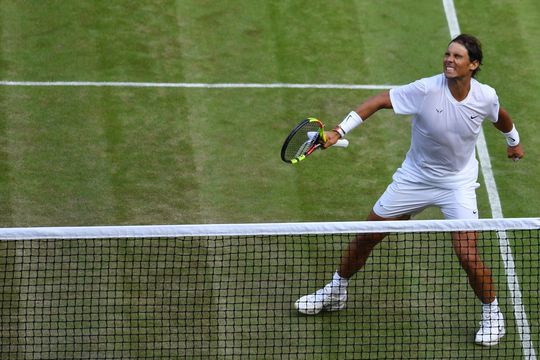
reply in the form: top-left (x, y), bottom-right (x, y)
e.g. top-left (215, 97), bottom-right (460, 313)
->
top-left (389, 74), bottom-right (500, 189)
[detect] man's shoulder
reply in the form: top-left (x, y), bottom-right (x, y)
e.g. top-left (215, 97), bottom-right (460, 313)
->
top-left (413, 74), bottom-right (446, 92)
top-left (471, 78), bottom-right (497, 100)
top-left (394, 74), bottom-right (443, 94)
top-left (471, 77), bottom-right (496, 92)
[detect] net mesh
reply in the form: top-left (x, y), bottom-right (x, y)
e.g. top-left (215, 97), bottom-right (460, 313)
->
top-left (1, 219), bottom-right (538, 359)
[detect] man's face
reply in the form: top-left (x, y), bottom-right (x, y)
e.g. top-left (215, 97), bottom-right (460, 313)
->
top-left (443, 42), bottom-right (479, 79)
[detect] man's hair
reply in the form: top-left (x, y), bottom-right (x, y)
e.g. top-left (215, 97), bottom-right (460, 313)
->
top-left (450, 34), bottom-right (483, 77)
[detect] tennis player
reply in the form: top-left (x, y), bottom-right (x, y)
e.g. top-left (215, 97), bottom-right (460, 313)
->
top-left (295, 34), bottom-right (524, 347)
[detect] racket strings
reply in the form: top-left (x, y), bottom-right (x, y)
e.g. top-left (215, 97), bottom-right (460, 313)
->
top-left (283, 122), bottom-right (321, 161)
top-left (295, 138), bottom-right (315, 158)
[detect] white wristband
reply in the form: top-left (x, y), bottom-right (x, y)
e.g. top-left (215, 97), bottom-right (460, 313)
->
top-left (503, 125), bottom-right (520, 147)
top-left (338, 111), bottom-right (363, 135)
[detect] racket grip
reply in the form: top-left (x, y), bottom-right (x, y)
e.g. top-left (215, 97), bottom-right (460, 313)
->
top-left (333, 139), bottom-right (349, 148)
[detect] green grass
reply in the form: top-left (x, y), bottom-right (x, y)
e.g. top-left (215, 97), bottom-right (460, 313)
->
top-left (1, 0), bottom-right (539, 225)
top-left (0, 0), bottom-right (539, 358)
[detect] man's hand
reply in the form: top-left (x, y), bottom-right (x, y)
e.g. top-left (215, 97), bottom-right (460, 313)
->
top-left (508, 144), bottom-right (524, 161)
top-left (323, 131), bottom-right (340, 149)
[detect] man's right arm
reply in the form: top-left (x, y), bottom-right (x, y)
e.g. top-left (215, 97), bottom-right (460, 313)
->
top-left (325, 91), bottom-right (393, 147)
top-left (355, 91), bottom-right (393, 120)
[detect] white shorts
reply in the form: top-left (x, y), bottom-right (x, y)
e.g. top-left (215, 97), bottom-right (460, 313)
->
top-left (373, 174), bottom-right (479, 220)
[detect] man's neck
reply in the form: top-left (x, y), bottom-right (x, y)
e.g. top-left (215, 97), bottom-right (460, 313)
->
top-left (447, 77), bottom-right (472, 102)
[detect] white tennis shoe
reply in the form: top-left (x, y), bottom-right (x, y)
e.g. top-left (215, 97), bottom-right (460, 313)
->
top-left (475, 310), bottom-right (505, 346)
top-left (294, 284), bottom-right (347, 315)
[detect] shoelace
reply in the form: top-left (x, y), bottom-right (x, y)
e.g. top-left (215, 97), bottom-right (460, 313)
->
top-left (479, 312), bottom-right (501, 331)
top-left (322, 284), bottom-right (346, 298)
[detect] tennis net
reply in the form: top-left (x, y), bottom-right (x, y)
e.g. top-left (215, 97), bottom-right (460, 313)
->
top-left (1, 218), bottom-right (539, 359)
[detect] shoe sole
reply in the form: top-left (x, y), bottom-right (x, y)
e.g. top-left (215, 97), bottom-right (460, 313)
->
top-left (295, 301), bottom-right (346, 315)
top-left (323, 302), bottom-right (346, 312)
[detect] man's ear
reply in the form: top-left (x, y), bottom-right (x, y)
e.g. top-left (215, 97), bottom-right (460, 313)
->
top-left (470, 60), bottom-right (480, 72)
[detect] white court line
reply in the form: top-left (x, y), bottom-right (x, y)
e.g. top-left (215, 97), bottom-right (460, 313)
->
top-left (443, 1), bottom-right (536, 358)
top-left (0, 80), bottom-right (397, 90)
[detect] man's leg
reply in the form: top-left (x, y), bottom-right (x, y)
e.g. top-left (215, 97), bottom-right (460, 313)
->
top-left (338, 211), bottom-right (408, 278)
top-left (451, 231), bottom-right (495, 302)
top-left (451, 231), bottom-right (505, 346)
top-left (295, 211), bottom-right (408, 315)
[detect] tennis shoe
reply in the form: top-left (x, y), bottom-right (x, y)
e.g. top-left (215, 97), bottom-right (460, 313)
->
top-left (475, 310), bottom-right (505, 346)
top-left (294, 283), bottom-right (347, 315)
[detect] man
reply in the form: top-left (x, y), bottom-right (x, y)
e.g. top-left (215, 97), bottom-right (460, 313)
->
top-left (294, 34), bottom-right (524, 347)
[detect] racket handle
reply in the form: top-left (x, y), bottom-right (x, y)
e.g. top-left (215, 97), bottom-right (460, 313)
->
top-left (333, 139), bottom-right (349, 148)
top-left (307, 131), bottom-right (349, 148)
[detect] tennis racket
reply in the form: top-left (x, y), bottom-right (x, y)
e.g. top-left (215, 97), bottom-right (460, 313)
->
top-left (281, 117), bottom-right (349, 164)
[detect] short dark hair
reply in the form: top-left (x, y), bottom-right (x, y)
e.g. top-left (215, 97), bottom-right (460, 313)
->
top-left (450, 34), bottom-right (483, 77)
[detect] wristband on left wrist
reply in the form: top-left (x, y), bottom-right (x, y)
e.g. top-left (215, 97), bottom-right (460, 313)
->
top-left (503, 125), bottom-right (520, 147)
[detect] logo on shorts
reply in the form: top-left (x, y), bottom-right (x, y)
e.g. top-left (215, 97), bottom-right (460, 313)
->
top-left (436, 108), bottom-right (443, 113)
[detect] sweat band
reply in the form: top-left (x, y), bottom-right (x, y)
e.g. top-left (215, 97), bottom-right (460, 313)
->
top-left (503, 125), bottom-right (520, 147)
top-left (338, 111), bottom-right (363, 135)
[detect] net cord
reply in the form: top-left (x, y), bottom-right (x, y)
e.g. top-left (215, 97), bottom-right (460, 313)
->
top-left (0, 217), bottom-right (539, 240)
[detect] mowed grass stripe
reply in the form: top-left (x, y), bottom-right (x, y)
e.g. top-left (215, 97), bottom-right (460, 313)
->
top-left (174, 1), bottom-right (307, 223)
top-left (88, 1), bottom-right (202, 225)
top-left (95, 87), bottom-right (202, 225)
top-left (0, 1), bottom-right (22, 226)
top-left (0, 89), bottom-right (14, 225)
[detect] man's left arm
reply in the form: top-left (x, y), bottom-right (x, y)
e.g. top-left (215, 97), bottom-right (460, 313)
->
top-left (493, 107), bottom-right (524, 161)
